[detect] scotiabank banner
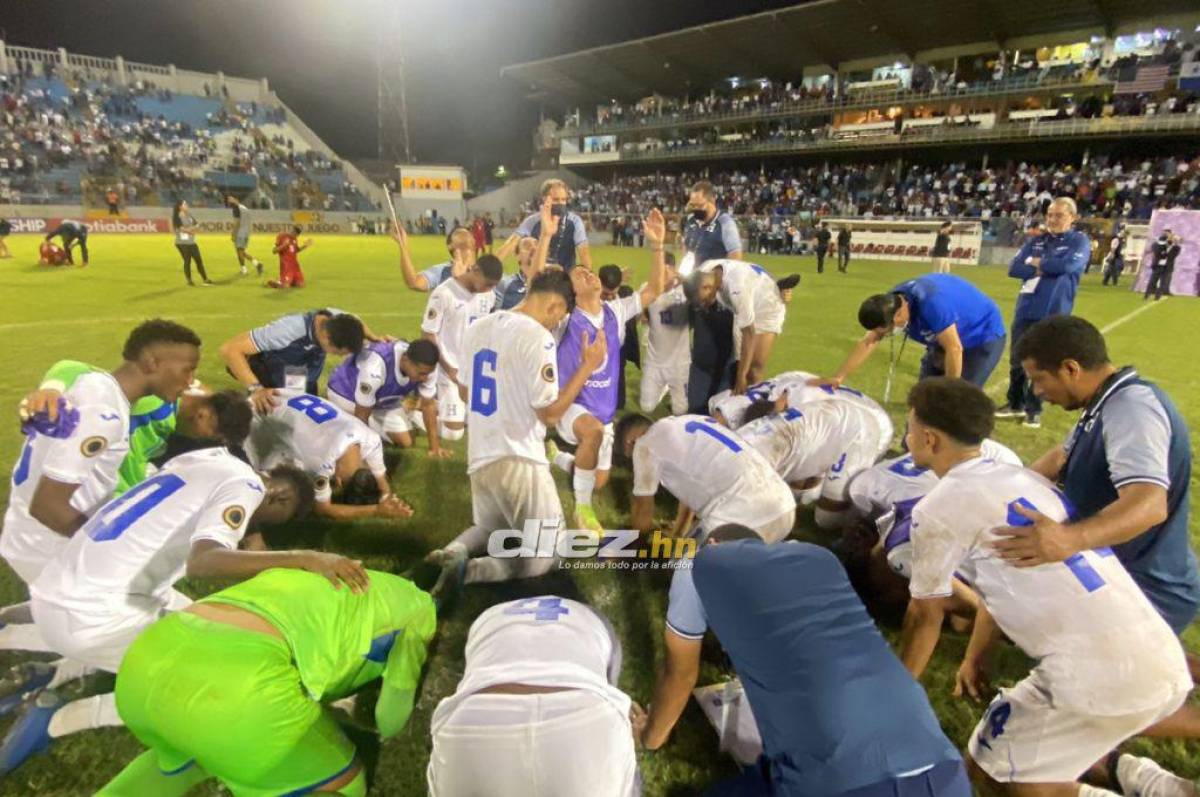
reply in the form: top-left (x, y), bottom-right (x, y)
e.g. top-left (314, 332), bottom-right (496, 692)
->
top-left (8, 217), bottom-right (170, 234)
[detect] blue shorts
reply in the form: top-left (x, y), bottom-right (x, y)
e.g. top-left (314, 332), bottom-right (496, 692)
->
top-left (704, 759), bottom-right (971, 797)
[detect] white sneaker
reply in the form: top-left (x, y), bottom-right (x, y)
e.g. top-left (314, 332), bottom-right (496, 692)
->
top-left (239, 266), bottom-right (248, 276)
top-left (994, 408), bottom-right (1024, 419)
top-left (1022, 415), bottom-right (1041, 429)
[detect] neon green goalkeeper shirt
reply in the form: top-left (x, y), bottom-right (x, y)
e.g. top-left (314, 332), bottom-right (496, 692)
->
top-left (40, 360), bottom-right (177, 495)
top-left (200, 568), bottom-right (437, 738)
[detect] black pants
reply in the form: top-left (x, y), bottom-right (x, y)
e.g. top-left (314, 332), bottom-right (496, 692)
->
top-left (815, 248), bottom-right (827, 273)
top-left (1005, 316), bottom-right (1043, 416)
top-left (61, 233), bottom-right (88, 264)
top-left (176, 243), bottom-right (208, 283)
top-left (1102, 258), bottom-right (1123, 286)
top-left (837, 249), bottom-right (850, 272)
top-left (1145, 267), bottom-right (1173, 300)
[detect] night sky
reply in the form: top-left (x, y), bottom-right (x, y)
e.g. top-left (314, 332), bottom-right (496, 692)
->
top-left (2, 0), bottom-right (806, 181)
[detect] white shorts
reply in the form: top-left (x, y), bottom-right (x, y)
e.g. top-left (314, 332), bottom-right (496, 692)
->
top-left (31, 589), bottom-right (191, 673)
top-left (556, 404), bottom-right (615, 472)
top-left (1, 532), bottom-right (67, 585)
top-left (753, 287), bottom-right (786, 335)
top-left (819, 409), bottom-right (894, 504)
top-left (968, 672), bottom-right (1188, 783)
top-left (471, 458), bottom-right (564, 532)
top-left (437, 372), bottom-right (466, 424)
top-left (702, 508), bottom-right (795, 545)
top-left (639, 363), bottom-right (690, 415)
top-left (234, 231), bottom-right (250, 249)
top-left (427, 690), bottom-right (639, 797)
top-left (326, 392), bottom-right (414, 437)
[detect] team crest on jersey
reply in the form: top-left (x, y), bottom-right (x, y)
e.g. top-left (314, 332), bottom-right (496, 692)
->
top-left (222, 506), bottom-right (246, 529)
top-left (80, 436), bottom-right (107, 457)
top-left (360, 384), bottom-right (371, 394)
top-left (541, 364), bottom-right (555, 382)
top-left (427, 308), bottom-right (437, 320)
top-left (314, 476), bottom-right (330, 491)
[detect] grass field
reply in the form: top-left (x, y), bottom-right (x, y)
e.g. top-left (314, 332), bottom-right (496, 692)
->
top-left (0, 232), bottom-right (1196, 795)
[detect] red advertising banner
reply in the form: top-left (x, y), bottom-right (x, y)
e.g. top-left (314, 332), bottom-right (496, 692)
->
top-left (7, 217), bottom-right (171, 234)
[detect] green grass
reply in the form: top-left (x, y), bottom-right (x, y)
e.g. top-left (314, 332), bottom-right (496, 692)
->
top-left (0, 234), bottom-right (1196, 795)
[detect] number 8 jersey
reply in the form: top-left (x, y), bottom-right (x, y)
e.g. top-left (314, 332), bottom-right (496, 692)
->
top-left (460, 311), bottom-right (560, 474)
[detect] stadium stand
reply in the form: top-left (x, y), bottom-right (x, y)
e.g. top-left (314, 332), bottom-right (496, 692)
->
top-left (0, 43), bottom-right (381, 211)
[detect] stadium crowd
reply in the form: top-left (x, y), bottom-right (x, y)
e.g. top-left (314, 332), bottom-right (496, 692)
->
top-left (0, 62), bottom-right (374, 211)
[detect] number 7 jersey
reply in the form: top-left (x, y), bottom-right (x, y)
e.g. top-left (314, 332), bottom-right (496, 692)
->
top-left (460, 311), bottom-right (559, 474)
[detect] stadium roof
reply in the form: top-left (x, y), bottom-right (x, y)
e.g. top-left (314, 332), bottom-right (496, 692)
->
top-left (502, 0), bottom-right (1200, 105)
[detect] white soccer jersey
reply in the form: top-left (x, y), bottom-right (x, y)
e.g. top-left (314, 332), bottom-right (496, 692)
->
top-left (744, 370), bottom-right (818, 404)
top-left (245, 390), bottom-right (384, 502)
top-left (738, 401), bottom-right (885, 484)
top-left (910, 457), bottom-right (1190, 715)
top-left (632, 415), bottom-right (793, 529)
top-left (461, 311), bottom-right (559, 473)
top-left (2, 372), bottom-right (131, 580)
top-left (422, 278), bottom-right (496, 374)
top-left (848, 440), bottom-right (1022, 518)
top-left (700, 259), bottom-right (777, 330)
top-left (644, 283), bottom-right (691, 367)
top-left (352, 342), bottom-right (436, 410)
top-left (31, 448), bottom-right (261, 616)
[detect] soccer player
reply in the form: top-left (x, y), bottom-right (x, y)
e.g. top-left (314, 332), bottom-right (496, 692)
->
top-left (0, 217), bottom-right (11, 258)
top-left (2, 321), bottom-right (201, 588)
top-left (43, 220), bottom-right (88, 267)
top-left (424, 270), bottom-right (604, 590)
top-left (225, 195), bottom-right (263, 276)
top-left (326, 338), bottom-right (446, 455)
top-left (995, 315), bottom-right (1200, 639)
top-left (421, 254), bottom-right (503, 442)
top-left (393, 223), bottom-right (474, 292)
top-left (643, 525), bottom-right (971, 797)
top-left (815, 273), bottom-right (1007, 388)
top-left (736, 394), bottom-right (893, 529)
top-left (0, 449), bottom-right (351, 771)
top-left (898, 378), bottom-right (1191, 796)
top-left (615, 413), bottom-right (795, 542)
top-left (640, 252), bottom-right (690, 416)
top-left (998, 197), bottom-right (1088, 428)
top-left (511, 178), bottom-right (591, 270)
top-left (37, 240), bottom-right (69, 267)
top-left (96, 568), bottom-right (435, 797)
top-left (427, 596), bottom-right (642, 795)
top-left (268, 224), bottom-right (312, 289)
top-left (245, 389), bottom-right (411, 521)
top-left (680, 179), bottom-right (743, 264)
top-left (171, 200), bottom-right (209, 286)
top-left (220, 308), bottom-right (370, 411)
top-left (683, 259), bottom-right (790, 394)
top-left (547, 207), bottom-right (667, 532)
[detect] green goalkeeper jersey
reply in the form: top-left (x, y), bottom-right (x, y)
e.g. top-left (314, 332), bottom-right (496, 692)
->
top-left (201, 568), bottom-right (437, 738)
top-left (40, 359), bottom-right (177, 495)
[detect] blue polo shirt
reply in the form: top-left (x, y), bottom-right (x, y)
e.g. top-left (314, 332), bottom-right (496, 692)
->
top-left (1008, 230), bottom-right (1089, 321)
top-left (892, 274), bottom-right (1005, 350)
top-left (683, 211), bottom-right (742, 264)
top-left (1061, 368), bottom-right (1199, 634)
top-left (678, 541), bottom-right (961, 796)
top-left (494, 271), bottom-right (528, 310)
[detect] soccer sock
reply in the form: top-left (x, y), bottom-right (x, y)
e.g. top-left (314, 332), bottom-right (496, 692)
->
top-left (46, 658), bottom-right (96, 690)
top-left (47, 692), bottom-right (122, 738)
top-left (1078, 786), bottom-right (1118, 797)
top-left (1118, 754), bottom-right (1199, 797)
top-left (95, 750), bottom-right (210, 797)
top-left (573, 467), bottom-right (596, 507)
top-left (0, 622), bottom-right (54, 652)
top-left (553, 451), bottom-right (575, 474)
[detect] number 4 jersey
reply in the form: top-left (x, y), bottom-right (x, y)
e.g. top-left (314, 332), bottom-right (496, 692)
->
top-left (31, 447), bottom-right (262, 618)
top-left (246, 390), bottom-right (385, 502)
top-left (910, 456), bottom-right (1189, 715)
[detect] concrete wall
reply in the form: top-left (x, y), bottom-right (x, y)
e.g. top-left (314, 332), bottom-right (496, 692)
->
top-left (1, 204), bottom-right (389, 235)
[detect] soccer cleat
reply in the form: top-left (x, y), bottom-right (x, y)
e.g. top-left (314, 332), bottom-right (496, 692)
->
top-left (0, 663), bottom-right (56, 718)
top-left (0, 689), bottom-right (65, 774)
top-left (239, 265), bottom-right (248, 276)
top-left (1022, 415), bottom-right (1042, 429)
top-left (201, 280), bottom-right (215, 287)
top-left (255, 260), bottom-right (264, 276)
top-left (574, 504), bottom-right (604, 537)
top-left (994, 407), bottom-right (1024, 419)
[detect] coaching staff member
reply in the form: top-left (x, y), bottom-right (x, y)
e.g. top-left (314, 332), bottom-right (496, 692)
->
top-left (815, 273), bottom-right (1006, 389)
top-left (998, 197), bottom-right (1088, 428)
top-left (996, 315), bottom-right (1200, 637)
top-left (514, 178), bottom-right (591, 271)
top-left (682, 180), bottom-right (742, 265)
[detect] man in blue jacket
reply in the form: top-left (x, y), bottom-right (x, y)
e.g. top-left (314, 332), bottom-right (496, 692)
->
top-left (998, 198), bottom-right (1089, 428)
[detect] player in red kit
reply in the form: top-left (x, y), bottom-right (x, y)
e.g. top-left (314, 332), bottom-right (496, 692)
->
top-left (267, 225), bottom-right (312, 289)
top-left (471, 216), bottom-right (486, 256)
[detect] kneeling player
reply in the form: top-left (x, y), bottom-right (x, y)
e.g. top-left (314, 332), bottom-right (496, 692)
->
top-left (736, 394), bottom-right (893, 530)
top-left (899, 379), bottom-right (1191, 795)
top-left (326, 338), bottom-right (445, 455)
top-left (615, 413), bottom-right (795, 542)
top-left (0, 448), bottom-right (356, 772)
top-left (684, 259), bottom-right (793, 393)
top-left (246, 389), bottom-right (412, 521)
top-left (427, 597), bottom-right (641, 796)
top-left (37, 241), bottom-right (69, 267)
top-left (97, 568), bottom-right (435, 797)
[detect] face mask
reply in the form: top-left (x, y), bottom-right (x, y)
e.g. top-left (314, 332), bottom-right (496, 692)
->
top-left (691, 208), bottom-right (708, 221)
